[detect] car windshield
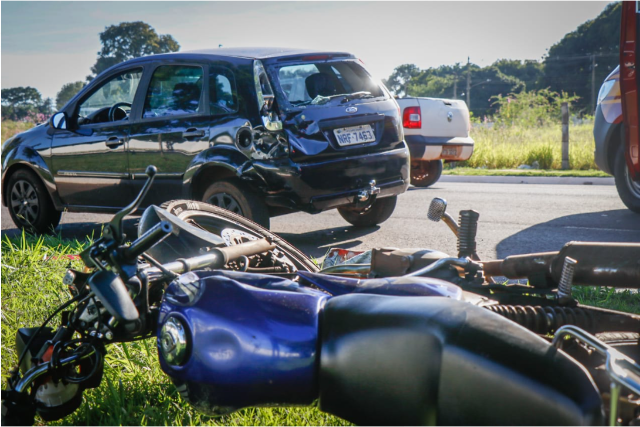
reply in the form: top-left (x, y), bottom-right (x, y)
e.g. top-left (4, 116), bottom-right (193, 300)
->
top-left (275, 60), bottom-right (386, 108)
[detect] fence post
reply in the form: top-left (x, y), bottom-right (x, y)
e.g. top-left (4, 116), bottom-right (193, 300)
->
top-left (561, 102), bottom-right (569, 170)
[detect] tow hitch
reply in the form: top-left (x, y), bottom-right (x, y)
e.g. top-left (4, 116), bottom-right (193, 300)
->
top-left (354, 180), bottom-right (380, 207)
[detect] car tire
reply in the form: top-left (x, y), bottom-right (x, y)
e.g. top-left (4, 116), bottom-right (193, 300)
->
top-left (613, 146), bottom-right (640, 214)
top-left (411, 160), bottom-right (443, 188)
top-left (201, 179), bottom-right (271, 229)
top-left (160, 199), bottom-right (318, 272)
top-left (337, 195), bottom-right (397, 227)
top-left (6, 168), bottom-right (61, 234)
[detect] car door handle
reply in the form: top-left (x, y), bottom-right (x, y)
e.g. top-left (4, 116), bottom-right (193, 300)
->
top-left (182, 128), bottom-right (205, 139)
top-left (105, 136), bottom-right (124, 148)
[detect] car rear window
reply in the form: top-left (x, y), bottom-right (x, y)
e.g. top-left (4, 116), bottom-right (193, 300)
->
top-left (276, 60), bottom-right (386, 107)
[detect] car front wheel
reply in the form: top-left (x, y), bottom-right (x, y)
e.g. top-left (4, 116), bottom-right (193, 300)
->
top-left (201, 179), bottom-right (271, 228)
top-left (337, 195), bottom-right (397, 227)
top-left (6, 168), bottom-right (61, 233)
top-left (613, 146), bottom-right (640, 214)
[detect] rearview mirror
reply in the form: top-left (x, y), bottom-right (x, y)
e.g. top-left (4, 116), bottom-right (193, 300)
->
top-left (50, 112), bottom-right (67, 130)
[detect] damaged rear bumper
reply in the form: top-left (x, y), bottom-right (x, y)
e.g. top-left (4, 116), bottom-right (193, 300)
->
top-left (253, 147), bottom-right (410, 214)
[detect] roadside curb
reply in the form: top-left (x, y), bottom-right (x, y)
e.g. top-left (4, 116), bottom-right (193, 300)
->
top-left (439, 175), bottom-right (615, 186)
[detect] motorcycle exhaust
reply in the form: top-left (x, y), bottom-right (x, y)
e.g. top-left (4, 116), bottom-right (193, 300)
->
top-left (482, 242), bottom-right (640, 288)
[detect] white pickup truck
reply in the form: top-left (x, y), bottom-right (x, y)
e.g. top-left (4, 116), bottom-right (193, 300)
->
top-left (396, 97), bottom-right (474, 187)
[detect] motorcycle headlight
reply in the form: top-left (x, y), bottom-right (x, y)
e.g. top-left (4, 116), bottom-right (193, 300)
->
top-left (597, 80), bottom-right (616, 106)
top-left (160, 315), bottom-right (189, 366)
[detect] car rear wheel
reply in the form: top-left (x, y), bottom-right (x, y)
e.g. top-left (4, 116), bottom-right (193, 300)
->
top-left (411, 160), bottom-right (443, 188)
top-left (6, 168), bottom-right (61, 234)
top-left (201, 179), bottom-right (271, 228)
top-left (613, 146), bottom-right (640, 214)
top-left (337, 195), bottom-right (397, 227)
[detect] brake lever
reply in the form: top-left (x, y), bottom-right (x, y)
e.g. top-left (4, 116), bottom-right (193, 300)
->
top-left (104, 165), bottom-right (157, 244)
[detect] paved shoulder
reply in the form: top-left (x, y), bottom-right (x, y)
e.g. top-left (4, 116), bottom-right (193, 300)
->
top-left (440, 175), bottom-right (614, 186)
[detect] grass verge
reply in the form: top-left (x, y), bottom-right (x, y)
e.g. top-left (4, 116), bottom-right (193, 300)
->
top-left (443, 168), bottom-right (610, 178)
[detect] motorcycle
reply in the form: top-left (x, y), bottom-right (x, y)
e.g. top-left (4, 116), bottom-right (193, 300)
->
top-left (2, 166), bottom-right (639, 426)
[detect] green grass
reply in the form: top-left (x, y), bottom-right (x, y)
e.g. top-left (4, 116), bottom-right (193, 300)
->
top-left (2, 120), bottom-right (36, 143)
top-left (443, 168), bottom-right (610, 178)
top-left (2, 233), bottom-right (638, 425)
top-left (1, 233), bottom-right (349, 426)
top-left (460, 122), bottom-right (597, 170)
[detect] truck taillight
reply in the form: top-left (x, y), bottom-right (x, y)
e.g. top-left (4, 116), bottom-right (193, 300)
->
top-left (403, 106), bottom-right (421, 129)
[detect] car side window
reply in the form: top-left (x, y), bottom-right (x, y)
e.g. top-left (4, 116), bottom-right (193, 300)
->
top-left (143, 65), bottom-right (203, 118)
top-left (209, 67), bottom-right (238, 115)
top-left (77, 68), bottom-right (143, 125)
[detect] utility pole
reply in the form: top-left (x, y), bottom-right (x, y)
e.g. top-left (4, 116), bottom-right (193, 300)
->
top-left (591, 54), bottom-right (596, 114)
top-left (466, 56), bottom-right (471, 109)
top-left (453, 79), bottom-right (457, 99)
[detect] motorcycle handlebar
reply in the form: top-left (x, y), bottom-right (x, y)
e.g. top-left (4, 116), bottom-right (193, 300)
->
top-left (123, 221), bottom-right (173, 262)
top-left (144, 238), bottom-right (276, 279)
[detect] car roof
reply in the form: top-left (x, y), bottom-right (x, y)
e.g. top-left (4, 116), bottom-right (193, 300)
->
top-left (120, 47), bottom-right (354, 66)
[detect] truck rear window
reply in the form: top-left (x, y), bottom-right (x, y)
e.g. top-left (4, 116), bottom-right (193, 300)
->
top-left (276, 61), bottom-right (385, 107)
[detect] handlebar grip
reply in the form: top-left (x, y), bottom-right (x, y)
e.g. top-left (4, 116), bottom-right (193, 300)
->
top-left (215, 238), bottom-right (276, 264)
top-left (123, 221), bottom-right (173, 262)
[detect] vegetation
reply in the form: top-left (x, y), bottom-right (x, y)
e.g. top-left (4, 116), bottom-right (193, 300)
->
top-left (384, 3), bottom-right (620, 117)
top-left (56, 81), bottom-right (85, 110)
top-left (1, 87), bottom-right (53, 122)
top-left (89, 21), bottom-right (180, 80)
top-left (2, 120), bottom-right (36, 142)
top-left (461, 122), bottom-right (596, 170)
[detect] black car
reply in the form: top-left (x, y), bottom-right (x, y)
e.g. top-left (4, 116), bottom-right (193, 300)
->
top-left (2, 47), bottom-right (409, 233)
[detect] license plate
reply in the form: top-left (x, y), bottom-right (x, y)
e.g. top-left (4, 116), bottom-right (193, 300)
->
top-left (442, 147), bottom-right (458, 157)
top-left (333, 124), bottom-right (376, 146)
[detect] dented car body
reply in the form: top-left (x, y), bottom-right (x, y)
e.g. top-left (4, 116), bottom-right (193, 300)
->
top-left (1, 47), bottom-right (409, 231)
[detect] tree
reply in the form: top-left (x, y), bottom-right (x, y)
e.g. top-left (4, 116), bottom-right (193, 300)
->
top-left (88, 21), bottom-right (180, 80)
top-left (1, 87), bottom-right (44, 121)
top-left (383, 64), bottom-right (421, 97)
top-left (542, 2), bottom-right (620, 113)
top-left (56, 81), bottom-right (85, 110)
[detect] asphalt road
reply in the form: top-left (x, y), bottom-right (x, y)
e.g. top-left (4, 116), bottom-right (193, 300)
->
top-left (2, 181), bottom-right (639, 262)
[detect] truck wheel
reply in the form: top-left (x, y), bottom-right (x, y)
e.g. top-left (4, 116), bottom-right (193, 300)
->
top-left (202, 179), bottom-right (271, 228)
top-left (6, 168), bottom-right (61, 234)
top-left (338, 196), bottom-right (397, 227)
top-left (411, 160), bottom-right (443, 188)
top-left (613, 146), bottom-right (640, 214)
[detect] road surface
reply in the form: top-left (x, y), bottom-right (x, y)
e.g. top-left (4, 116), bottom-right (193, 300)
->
top-left (2, 182), bottom-right (639, 261)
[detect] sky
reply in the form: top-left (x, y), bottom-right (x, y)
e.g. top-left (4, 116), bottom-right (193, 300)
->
top-left (2, 1), bottom-right (613, 101)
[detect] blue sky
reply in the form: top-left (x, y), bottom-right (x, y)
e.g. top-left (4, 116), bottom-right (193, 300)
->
top-left (2, 1), bottom-right (612, 100)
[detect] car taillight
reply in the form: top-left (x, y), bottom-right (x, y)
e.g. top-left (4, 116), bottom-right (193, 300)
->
top-left (403, 106), bottom-right (421, 129)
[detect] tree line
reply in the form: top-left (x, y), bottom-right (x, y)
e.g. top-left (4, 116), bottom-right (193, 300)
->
top-left (1, 2), bottom-right (620, 123)
top-left (383, 2), bottom-right (620, 118)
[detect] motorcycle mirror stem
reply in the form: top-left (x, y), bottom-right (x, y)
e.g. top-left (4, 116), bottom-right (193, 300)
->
top-left (428, 198), bottom-right (459, 237)
top-left (104, 165), bottom-right (157, 244)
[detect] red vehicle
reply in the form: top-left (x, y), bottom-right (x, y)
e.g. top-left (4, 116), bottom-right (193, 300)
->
top-left (618, 1), bottom-right (640, 213)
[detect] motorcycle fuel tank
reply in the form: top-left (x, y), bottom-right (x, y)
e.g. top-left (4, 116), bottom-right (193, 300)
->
top-left (157, 270), bottom-right (328, 416)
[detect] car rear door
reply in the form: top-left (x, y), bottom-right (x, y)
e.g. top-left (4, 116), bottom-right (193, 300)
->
top-left (620, 1), bottom-right (640, 181)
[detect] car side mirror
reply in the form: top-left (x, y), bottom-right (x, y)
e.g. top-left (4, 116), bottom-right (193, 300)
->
top-left (260, 95), bottom-right (283, 131)
top-left (50, 112), bottom-right (67, 130)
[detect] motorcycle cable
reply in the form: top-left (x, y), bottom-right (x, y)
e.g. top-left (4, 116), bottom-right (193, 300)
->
top-left (141, 253), bottom-right (179, 279)
top-left (50, 340), bottom-right (102, 384)
top-left (13, 293), bottom-right (93, 381)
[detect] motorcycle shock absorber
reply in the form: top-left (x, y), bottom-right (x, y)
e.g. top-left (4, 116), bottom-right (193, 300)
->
top-left (484, 304), bottom-right (596, 335)
top-left (457, 210), bottom-right (480, 259)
